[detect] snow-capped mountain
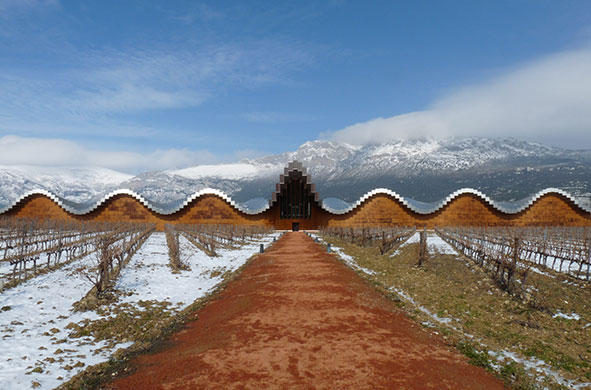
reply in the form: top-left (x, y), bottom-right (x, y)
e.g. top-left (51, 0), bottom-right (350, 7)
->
top-left (250, 137), bottom-right (581, 178)
top-left (0, 166), bottom-right (132, 206)
top-left (1, 137), bottom-right (590, 209)
top-left (116, 137), bottom-right (591, 207)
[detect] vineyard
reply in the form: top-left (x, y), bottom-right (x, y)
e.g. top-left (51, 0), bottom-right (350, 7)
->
top-left (174, 223), bottom-right (272, 257)
top-left (319, 226), bottom-right (416, 255)
top-left (436, 227), bottom-right (591, 298)
top-left (319, 225), bottom-right (591, 286)
top-left (2, 217), bottom-right (591, 389)
top-left (318, 226), bottom-right (591, 389)
top-left (0, 216), bottom-right (277, 389)
top-left (0, 218), bottom-right (155, 293)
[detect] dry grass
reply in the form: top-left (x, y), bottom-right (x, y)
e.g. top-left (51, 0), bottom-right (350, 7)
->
top-left (322, 235), bottom-right (591, 390)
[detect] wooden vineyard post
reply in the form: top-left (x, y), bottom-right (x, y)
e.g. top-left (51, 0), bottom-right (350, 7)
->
top-left (418, 228), bottom-right (427, 267)
top-left (508, 236), bottom-right (519, 292)
top-left (587, 245), bottom-right (591, 281)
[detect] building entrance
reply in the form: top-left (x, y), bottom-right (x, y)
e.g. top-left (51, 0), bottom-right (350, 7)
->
top-left (278, 169), bottom-right (313, 219)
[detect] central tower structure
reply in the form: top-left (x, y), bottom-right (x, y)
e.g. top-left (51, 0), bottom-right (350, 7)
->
top-left (270, 161), bottom-right (321, 229)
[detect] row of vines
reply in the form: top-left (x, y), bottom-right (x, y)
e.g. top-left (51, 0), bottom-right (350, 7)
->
top-left (436, 226), bottom-right (591, 297)
top-left (1, 218), bottom-right (275, 298)
top-left (0, 217), bottom-right (156, 293)
top-left (80, 223), bottom-right (155, 299)
top-left (173, 224), bottom-right (273, 257)
top-left (320, 226), bottom-right (416, 254)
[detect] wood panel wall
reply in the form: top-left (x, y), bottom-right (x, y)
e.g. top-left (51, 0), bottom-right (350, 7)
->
top-left (2, 192), bottom-right (590, 229)
top-left (3, 194), bottom-right (271, 230)
top-left (318, 193), bottom-right (591, 228)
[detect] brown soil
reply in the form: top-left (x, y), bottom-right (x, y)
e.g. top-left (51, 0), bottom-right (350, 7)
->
top-left (105, 232), bottom-right (505, 390)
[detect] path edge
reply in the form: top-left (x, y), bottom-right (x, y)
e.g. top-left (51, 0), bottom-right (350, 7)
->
top-left (57, 237), bottom-right (281, 390)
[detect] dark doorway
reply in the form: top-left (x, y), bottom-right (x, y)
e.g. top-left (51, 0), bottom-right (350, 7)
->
top-left (279, 172), bottom-right (313, 219)
top-left (292, 222), bottom-right (300, 231)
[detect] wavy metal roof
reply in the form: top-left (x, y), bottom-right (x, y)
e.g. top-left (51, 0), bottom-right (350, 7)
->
top-left (0, 160), bottom-right (588, 217)
top-left (0, 188), bottom-right (271, 216)
top-left (0, 187), bottom-right (589, 218)
top-left (317, 187), bottom-right (591, 215)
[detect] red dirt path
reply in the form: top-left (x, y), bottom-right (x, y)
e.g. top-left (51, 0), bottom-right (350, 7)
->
top-left (107, 232), bottom-right (505, 390)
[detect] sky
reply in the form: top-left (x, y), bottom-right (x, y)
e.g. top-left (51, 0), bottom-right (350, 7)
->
top-left (0, 0), bottom-right (590, 172)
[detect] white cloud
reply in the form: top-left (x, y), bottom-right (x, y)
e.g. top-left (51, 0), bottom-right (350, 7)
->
top-left (0, 135), bottom-right (217, 173)
top-left (328, 48), bottom-right (591, 149)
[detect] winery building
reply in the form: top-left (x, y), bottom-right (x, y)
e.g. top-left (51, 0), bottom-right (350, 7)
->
top-left (1, 161), bottom-right (590, 229)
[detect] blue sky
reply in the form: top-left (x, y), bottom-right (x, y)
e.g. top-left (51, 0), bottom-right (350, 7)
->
top-left (0, 0), bottom-right (590, 172)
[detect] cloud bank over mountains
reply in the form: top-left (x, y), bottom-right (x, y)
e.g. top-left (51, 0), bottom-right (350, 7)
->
top-left (328, 48), bottom-right (591, 149)
top-left (2, 47), bottom-right (591, 173)
top-left (0, 135), bottom-right (217, 173)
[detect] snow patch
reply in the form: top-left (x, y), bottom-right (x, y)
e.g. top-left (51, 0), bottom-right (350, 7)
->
top-left (116, 232), bottom-right (278, 309)
top-left (0, 231), bottom-right (278, 389)
top-left (491, 350), bottom-right (591, 389)
top-left (332, 246), bottom-right (377, 276)
top-left (170, 163), bottom-right (280, 180)
top-left (390, 287), bottom-right (456, 327)
top-left (404, 232), bottom-right (420, 245)
top-left (391, 232), bottom-right (459, 257)
top-left (0, 252), bottom-right (132, 389)
top-left (427, 234), bottom-right (458, 255)
top-left (310, 234), bottom-right (376, 276)
top-left (552, 311), bottom-right (581, 321)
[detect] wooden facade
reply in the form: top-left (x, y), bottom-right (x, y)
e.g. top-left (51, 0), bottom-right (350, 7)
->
top-left (1, 162), bottom-right (590, 229)
top-left (315, 192), bottom-right (591, 228)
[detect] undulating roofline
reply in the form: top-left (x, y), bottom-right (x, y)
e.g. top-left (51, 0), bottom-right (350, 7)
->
top-left (0, 188), bottom-right (270, 216)
top-left (1, 160), bottom-right (589, 218)
top-left (1, 186), bottom-right (589, 218)
top-left (319, 187), bottom-right (591, 215)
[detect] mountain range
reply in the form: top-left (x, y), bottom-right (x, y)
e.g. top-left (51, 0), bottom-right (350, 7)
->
top-left (1, 137), bottom-right (590, 210)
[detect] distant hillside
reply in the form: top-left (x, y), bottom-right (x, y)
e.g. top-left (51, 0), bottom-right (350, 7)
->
top-left (119, 137), bottom-right (591, 207)
top-left (0, 137), bottom-right (590, 209)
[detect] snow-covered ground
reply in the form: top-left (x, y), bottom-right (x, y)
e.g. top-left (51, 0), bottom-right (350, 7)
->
top-left (390, 231), bottom-right (459, 257)
top-left (0, 231), bottom-right (278, 389)
top-left (427, 234), bottom-right (459, 255)
top-left (0, 251), bottom-right (130, 389)
top-left (0, 249), bottom-right (87, 284)
top-left (439, 233), bottom-right (591, 279)
top-left (404, 232), bottom-right (420, 245)
top-left (331, 245), bottom-right (376, 276)
top-left (116, 232), bottom-right (279, 309)
top-left (538, 254), bottom-right (590, 276)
